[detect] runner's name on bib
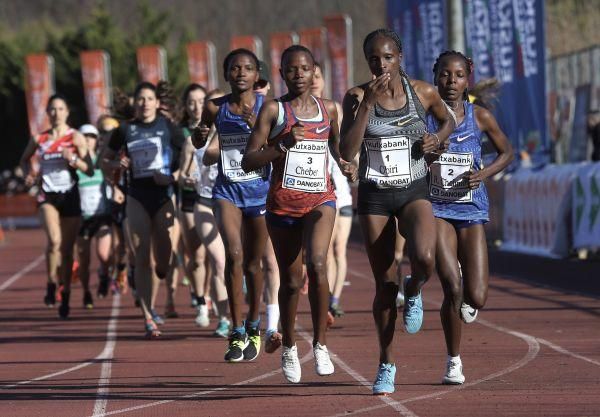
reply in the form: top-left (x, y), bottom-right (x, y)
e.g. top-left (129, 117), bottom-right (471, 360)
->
top-left (364, 136), bottom-right (412, 188)
top-left (128, 137), bottom-right (165, 179)
top-left (79, 183), bottom-right (105, 217)
top-left (220, 134), bottom-right (263, 182)
top-left (429, 152), bottom-right (473, 202)
top-left (41, 155), bottom-right (73, 192)
top-left (282, 140), bottom-right (328, 193)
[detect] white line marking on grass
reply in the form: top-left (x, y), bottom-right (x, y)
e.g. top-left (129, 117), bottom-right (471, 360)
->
top-left (0, 255), bottom-right (44, 293)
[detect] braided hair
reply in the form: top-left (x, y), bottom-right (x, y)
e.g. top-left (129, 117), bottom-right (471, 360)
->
top-left (362, 29), bottom-right (408, 78)
top-left (432, 50), bottom-right (474, 101)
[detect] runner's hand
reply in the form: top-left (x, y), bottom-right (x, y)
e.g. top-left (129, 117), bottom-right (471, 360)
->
top-left (119, 155), bottom-right (130, 170)
top-left (241, 103), bottom-right (256, 128)
top-left (363, 73), bottom-right (391, 108)
top-left (192, 124), bottom-right (210, 149)
top-left (61, 147), bottom-right (75, 163)
top-left (282, 122), bottom-right (304, 150)
top-left (339, 158), bottom-right (358, 182)
top-left (181, 174), bottom-right (197, 187)
top-left (112, 186), bottom-right (125, 204)
top-left (421, 133), bottom-right (439, 153)
top-left (465, 170), bottom-right (484, 189)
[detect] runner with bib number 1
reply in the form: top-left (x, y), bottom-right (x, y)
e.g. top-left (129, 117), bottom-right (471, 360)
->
top-left (242, 45), bottom-right (356, 384)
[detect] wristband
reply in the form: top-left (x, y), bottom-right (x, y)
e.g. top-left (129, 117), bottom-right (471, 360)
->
top-left (277, 141), bottom-right (288, 154)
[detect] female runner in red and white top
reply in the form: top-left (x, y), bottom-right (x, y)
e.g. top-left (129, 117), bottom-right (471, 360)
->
top-left (242, 45), bottom-right (356, 384)
top-left (20, 94), bottom-right (93, 318)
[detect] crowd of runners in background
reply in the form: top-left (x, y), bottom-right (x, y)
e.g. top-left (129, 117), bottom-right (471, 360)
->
top-left (17, 28), bottom-right (513, 393)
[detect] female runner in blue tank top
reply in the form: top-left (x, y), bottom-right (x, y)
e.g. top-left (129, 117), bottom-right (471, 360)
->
top-left (428, 51), bottom-right (513, 385)
top-left (192, 49), bottom-right (269, 363)
top-left (340, 29), bottom-right (455, 395)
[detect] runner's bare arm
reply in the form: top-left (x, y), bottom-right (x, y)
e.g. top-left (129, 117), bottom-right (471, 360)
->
top-left (412, 80), bottom-right (455, 153)
top-left (19, 137), bottom-right (38, 174)
top-left (202, 126), bottom-right (220, 166)
top-left (69, 131), bottom-right (94, 176)
top-left (241, 100), bottom-right (283, 173)
top-left (468, 106), bottom-right (514, 188)
top-left (326, 99), bottom-right (356, 181)
top-left (192, 99), bottom-right (219, 149)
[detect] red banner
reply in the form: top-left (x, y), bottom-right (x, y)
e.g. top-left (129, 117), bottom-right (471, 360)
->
top-left (80, 50), bottom-right (112, 125)
top-left (24, 54), bottom-right (55, 137)
top-left (324, 15), bottom-right (353, 103)
top-left (269, 32), bottom-right (298, 97)
top-left (136, 45), bottom-right (167, 84)
top-left (299, 27), bottom-right (331, 98)
top-left (230, 35), bottom-right (263, 60)
top-left (186, 41), bottom-right (218, 91)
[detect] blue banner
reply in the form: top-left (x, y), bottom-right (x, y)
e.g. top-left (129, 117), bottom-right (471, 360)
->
top-left (387, 0), bottom-right (448, 81)
top-left (463, 0), bottom-right (548, 164)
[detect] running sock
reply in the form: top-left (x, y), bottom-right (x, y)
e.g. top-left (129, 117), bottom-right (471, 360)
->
top-left (233, 325), bottom-right (246, 336)
top-left (330, 295), bottom-right (340, 306)
top-left (245, 318), bottom-right (260, 331)
top-left (448, 354), bottom-right (461, 363)
top-left (266, 304), bottom-right (280, 332)
top-left (117, 263), bottom-right (126, 272)
top-left (196, 295), bottom-right (206, 305)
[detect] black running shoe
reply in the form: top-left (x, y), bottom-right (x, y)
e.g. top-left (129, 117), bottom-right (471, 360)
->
top-left (243, 327), bottom-right (261, 361)
top-left (97, 275), bottom-right (109, 299)
top-left (58, 290), bottom-right (70, 319)
top-left (44, 283), bottom-right (56, 307)
top-left (224, 331), bottom-right (248, 362)
top-left (83, 291), bottom-right (94, 309)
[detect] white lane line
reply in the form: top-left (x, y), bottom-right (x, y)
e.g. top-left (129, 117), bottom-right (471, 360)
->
top-left (89, 347), bottom-right (314, 417)
top-left (536, 337), bottom-right (600, 367)
top-left (348, 269), bottom-right (600, 367)
top-left (0, 294), bottom-right (121, 390)
top-left (92, 294), bottom-right (122, 416)
top-left (0, 255), bottom-right (44, 293)
top-left (296, 328), bottom-right (419, 417)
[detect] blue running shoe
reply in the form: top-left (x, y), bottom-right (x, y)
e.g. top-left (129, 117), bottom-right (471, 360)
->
top-left (373, 363), bottom-right (396, 395)
top-left (403, 275), bottom-right (423, 334)
top-left (151, 309), bottom-right (165, 325)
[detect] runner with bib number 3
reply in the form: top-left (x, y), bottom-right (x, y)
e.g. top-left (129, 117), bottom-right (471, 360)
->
top-left (242, 45), bottom-right (356, 384)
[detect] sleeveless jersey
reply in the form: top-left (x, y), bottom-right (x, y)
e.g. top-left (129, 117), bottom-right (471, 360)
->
top-left (212, 93), bottom-right (269, 208)
top-left (427, 101), bottom-right (489, 221)
top-left (359, 76), bottom-right (428, 189)
top-left (77, 156), bottom-right (112, 219)
top-left (37, 129), bottom-right (78, 193)
top-left (182, 126), bottom-right (219, 199)
top-left (267, 97), bottom-right (335, 217)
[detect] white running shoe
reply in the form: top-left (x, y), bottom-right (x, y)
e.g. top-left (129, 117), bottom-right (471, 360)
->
top-left (282, 345), bottom-right (301, 383)
top-left (460, 302), bottom-right (478, 324)
top-left (195, 304), bottom-right (210, 327)
top-left (442, 358), bottom-right (465, 385)
top-left (313, 343), bottom-right (334, 376)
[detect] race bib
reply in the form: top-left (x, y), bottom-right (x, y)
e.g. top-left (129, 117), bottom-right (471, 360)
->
top-left (41, 155), bottom-right (73, 192)
top-left (282, 140), bottom-right (328, 193)
top-left (79, 183), bottom-right (105, 217)
top-left (220, 133), bottom-right (263, 182)
top-left (128, 137), bottom-right (164, 179)
top-left (364, 136), bottom-right (412, 187)
top-left (429, 152), bottom-right (473, 202)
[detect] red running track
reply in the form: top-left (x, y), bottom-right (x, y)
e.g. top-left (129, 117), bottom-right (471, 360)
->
top-left (0, 228), bottom-right (599, 417)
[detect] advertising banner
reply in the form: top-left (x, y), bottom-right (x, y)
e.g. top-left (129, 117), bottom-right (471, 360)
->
top-left (573, 163), bottom-right (600, 249)
top-left (24, 54), bottom-right (55, 137)
top-left (299, 27), bottom-right (331, 98)
top-left (80, 50), bottom-right (112, 125)
top-left (324, 14), bottom-right (353, 103)
top-left (186, 41), bottom-right (218, 91)
top-left (230, 35), bottom-right (263, 60)
top-left (136, 45), bottom-right (168, 84)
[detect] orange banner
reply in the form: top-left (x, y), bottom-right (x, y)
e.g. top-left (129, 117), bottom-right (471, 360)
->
top-left (186, 41), bottom-right (218, 91)
top-left (299, 27), bottom-right (331, 98)
top-left (136, 45), bottom-right (167, 84)
top-left (25, 54), bottom-right (55, 137)
top-left (269, 32), bottom-right (298, 97)
top-left (80, 50), bottom-right (112, 125)
top-left (230, 35), bottom-right (263, 60)
top-left (324, 15), bottom-right (353, 103)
